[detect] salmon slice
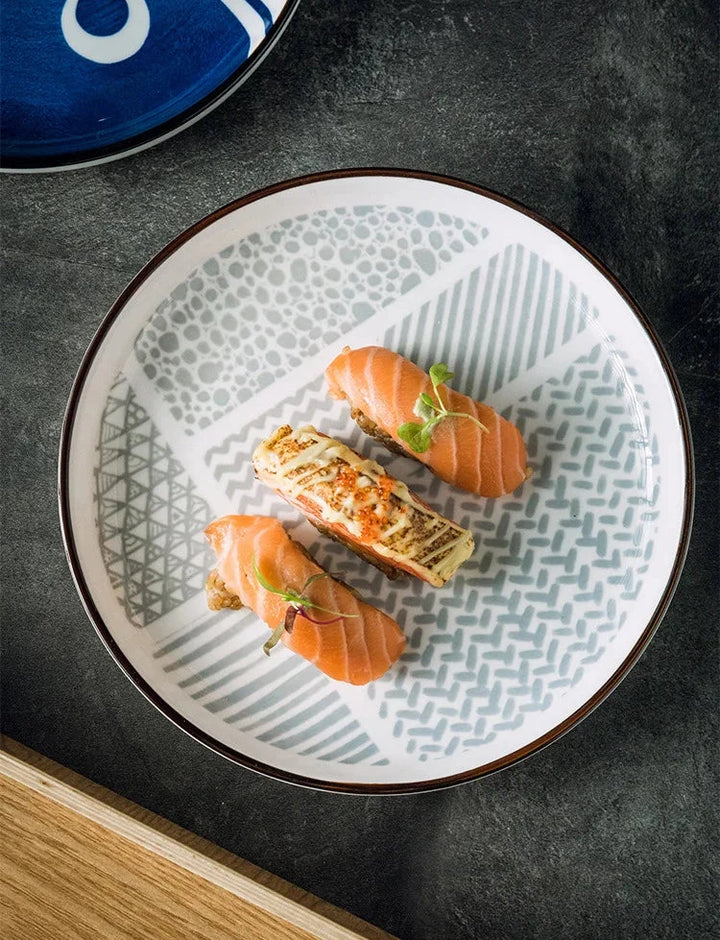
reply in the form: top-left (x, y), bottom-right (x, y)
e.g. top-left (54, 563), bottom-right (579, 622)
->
top-left (325, 346), bottom-right (529, 498)
top-left (204, 515), bottom-right (406, 685)
top-left (253, 425), bottom-right (474, 587)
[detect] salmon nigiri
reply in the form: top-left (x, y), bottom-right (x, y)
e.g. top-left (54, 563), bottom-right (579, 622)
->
top-left (204, 515), bottom-right (406, 685)
top-left (325, 346), bottom-right (529, 498)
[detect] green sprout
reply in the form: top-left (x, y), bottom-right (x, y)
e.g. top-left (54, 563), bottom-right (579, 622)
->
top-left (252, 559), bottom-right (359, 656)
top-left (397, 363), bottom-right (489, 454)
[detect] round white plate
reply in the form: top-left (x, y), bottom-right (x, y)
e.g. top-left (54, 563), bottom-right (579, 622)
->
top-left (59, 170), bottom-right (693, 793)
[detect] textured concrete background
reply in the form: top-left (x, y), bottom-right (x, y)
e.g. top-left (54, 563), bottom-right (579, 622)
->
top-left (1, 1), bottom-right (718, 938)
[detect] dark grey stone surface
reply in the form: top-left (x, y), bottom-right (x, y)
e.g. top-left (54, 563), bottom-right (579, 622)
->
top-left (1, 2), bottom-right (718, 938)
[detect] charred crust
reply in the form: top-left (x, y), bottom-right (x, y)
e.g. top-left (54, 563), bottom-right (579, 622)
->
top-left (350, 408), bottom-right (410, 459)
top-left (308, 519), bottom-right (404, 582)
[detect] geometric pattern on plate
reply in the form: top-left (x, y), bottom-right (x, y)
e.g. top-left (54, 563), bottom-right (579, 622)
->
top-left (382, 242), bottom-right (597, 396)
top-left (95, 212), bottom-right (662, 765)
top-left (96, 374), bottom-right (214, 627)
top-left (134, 205), bottom-right (487, 435)
top-left (150, 609), bottom-right (383, 766)
top-left (369, 345), bottom-right (660, 759)
top-left (199, 341), bottom-right (659, 760)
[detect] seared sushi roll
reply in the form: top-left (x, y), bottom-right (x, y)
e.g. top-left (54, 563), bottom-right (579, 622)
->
top-left (252, 425), bottom-right (474, 587)
top-left (325, 346), bottom-right (529, 498)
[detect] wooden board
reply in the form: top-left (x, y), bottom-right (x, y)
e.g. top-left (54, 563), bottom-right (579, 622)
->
top-left (0, 737), bottom-right (397, 940)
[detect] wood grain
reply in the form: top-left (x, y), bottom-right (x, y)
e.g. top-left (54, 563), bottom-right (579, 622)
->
top-left (0, 738), bottom-right (397, 940)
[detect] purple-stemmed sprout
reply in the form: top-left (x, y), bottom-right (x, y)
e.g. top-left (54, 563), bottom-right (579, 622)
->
top-left (252, 559), bottom-right (359, 656)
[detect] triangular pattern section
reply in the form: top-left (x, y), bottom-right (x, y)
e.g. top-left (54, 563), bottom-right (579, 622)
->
top-left (95, 374), bottom-right (214, 628)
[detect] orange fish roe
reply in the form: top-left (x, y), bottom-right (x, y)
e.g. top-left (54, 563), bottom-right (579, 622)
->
top-left (357, 503), bottom-right (381, 541)
top-left (354, 475), bottom-right (394, 541)
top-left (377, 474), bottom-right (393, 504)
top-left (335, 463), bottom-right (358, 493)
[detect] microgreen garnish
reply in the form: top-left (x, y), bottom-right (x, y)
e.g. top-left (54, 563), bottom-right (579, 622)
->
top-left (397, 362), bottom-right (489, 454)
top-left (252, 558), bottom-right (359, 657)
top-left (263, 622), bottom-right (286, 655)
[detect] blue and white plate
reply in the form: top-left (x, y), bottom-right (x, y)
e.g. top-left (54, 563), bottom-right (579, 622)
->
top-left (59, 171), bottom-right (693, 792)
top-left (1, 0), bottom-right (299, 171)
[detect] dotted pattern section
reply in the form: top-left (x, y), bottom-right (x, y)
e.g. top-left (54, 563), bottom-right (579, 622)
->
top-left (134, 206), bottom-right (486, 434)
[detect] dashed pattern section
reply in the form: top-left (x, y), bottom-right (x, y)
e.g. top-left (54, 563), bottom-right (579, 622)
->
top-left (133, 206), bottom-right (486, 435)
top-left (381, 344), bottom-right (658, 757)
top-left (96, 375), bottom-right (214, 627)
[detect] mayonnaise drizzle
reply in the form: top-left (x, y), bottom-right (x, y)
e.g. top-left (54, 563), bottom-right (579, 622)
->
top-left (253, 426), bottom-right (474, 586)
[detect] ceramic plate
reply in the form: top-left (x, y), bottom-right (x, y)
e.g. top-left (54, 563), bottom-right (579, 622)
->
top-left (1, 0), bottom-right (299, 171)
top-left (59, 170), bottom-right (693, 793)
